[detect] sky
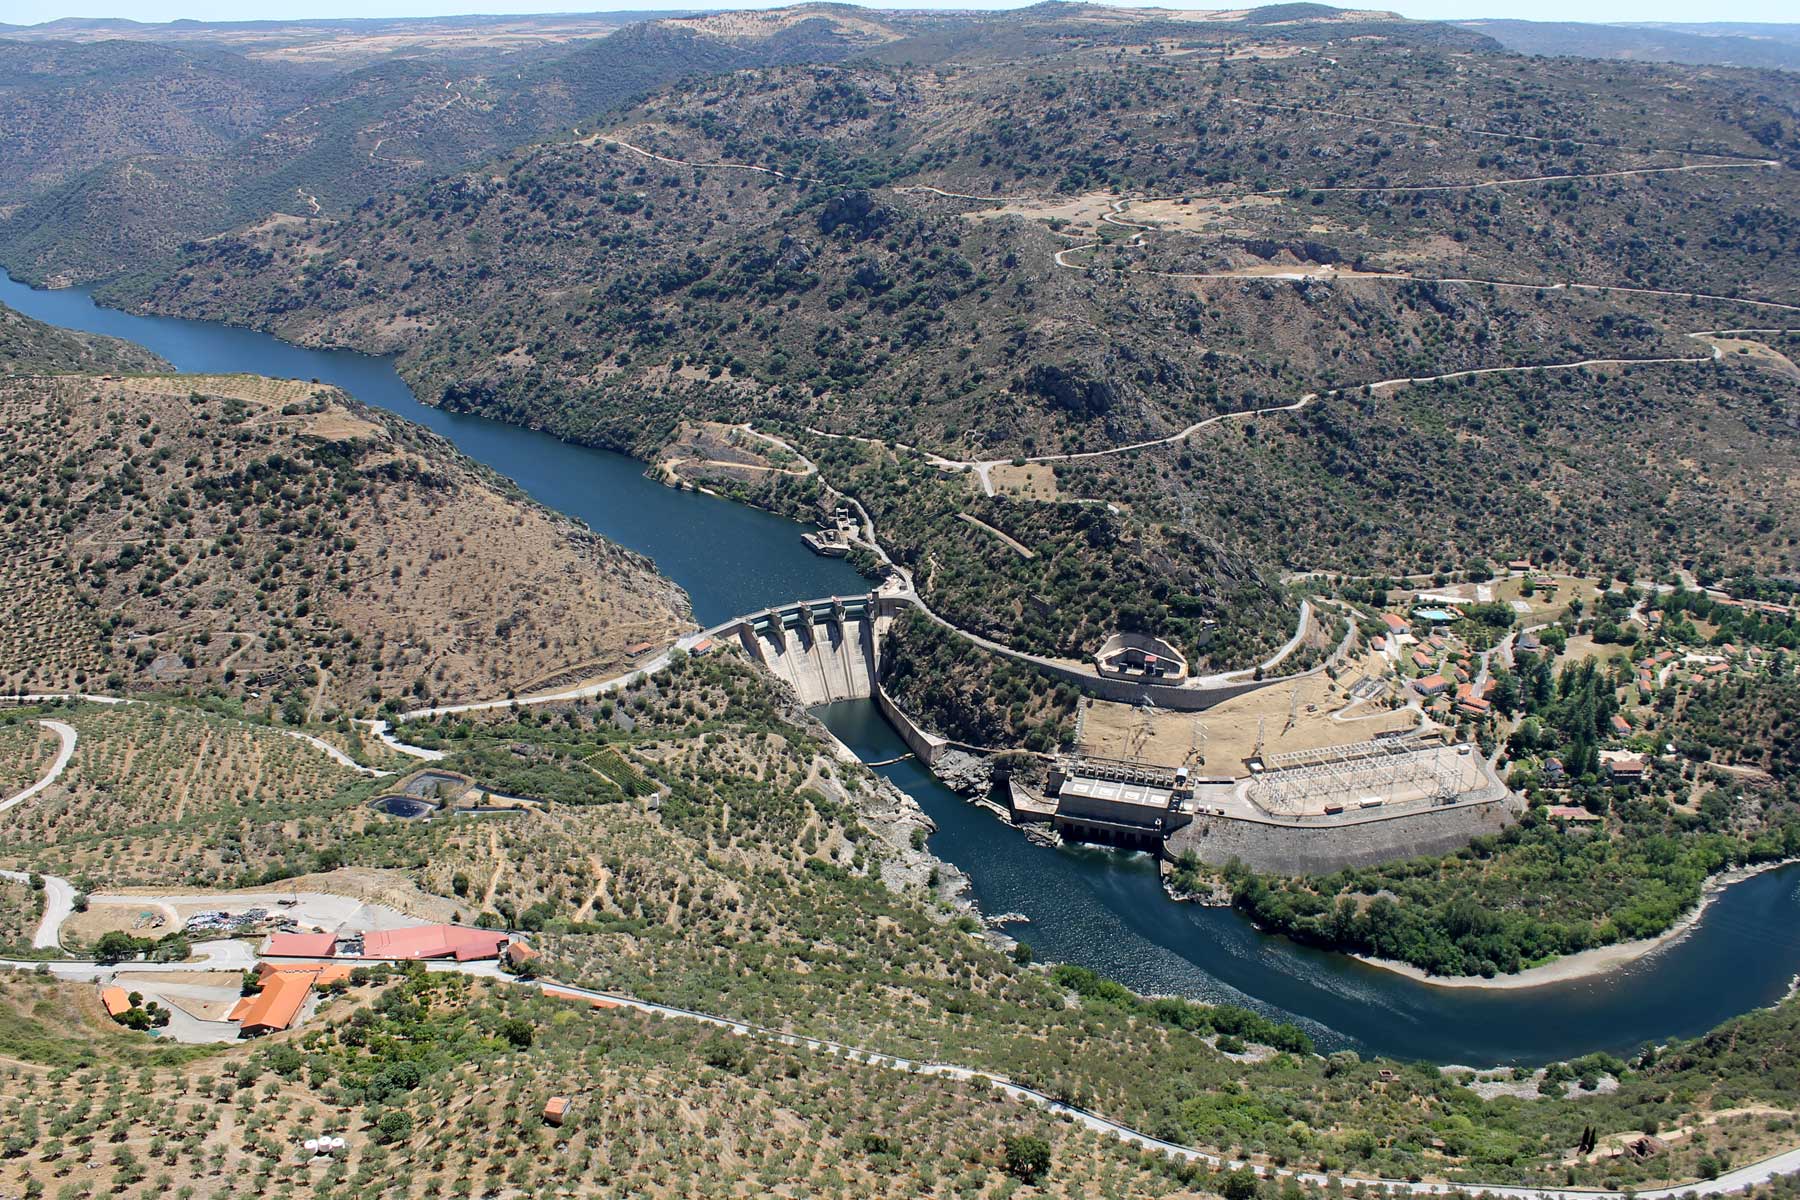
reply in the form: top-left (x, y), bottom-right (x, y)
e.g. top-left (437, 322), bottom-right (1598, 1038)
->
top-left (3, 0), bottom-right (1795, 31)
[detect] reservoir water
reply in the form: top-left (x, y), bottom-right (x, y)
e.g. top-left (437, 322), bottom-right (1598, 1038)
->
top-left (7, 267), bottom-right (1800, 1065)
top-left (0, 269), bottom-right (864, 626)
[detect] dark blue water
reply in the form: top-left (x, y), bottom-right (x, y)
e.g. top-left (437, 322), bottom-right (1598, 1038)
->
top-left (370, 796), bottom-right (436, 818)
top-left (0, 269), bottom-right (864, 626)
top-left (817, 699), bottom-right (1800, 1065)
top-left (9, 267), bottom-right (1800, 1067)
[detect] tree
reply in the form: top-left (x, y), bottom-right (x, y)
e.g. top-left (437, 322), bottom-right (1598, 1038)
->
top-left (375, 1109), bottom-right (414, 1144)
top-left (1222, 1167), bottom-right (1261, 1200)
top-left (497, 1017), bottom-right (534, 1050)
top-left (1003, 1134), bottom-right (1051, 1183)
top-left (266, 1044), bottom-right (304, 1079)
top-left (93, 931), bottom-right (143, 964)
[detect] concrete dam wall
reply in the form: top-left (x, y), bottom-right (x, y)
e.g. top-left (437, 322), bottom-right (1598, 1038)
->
top-left (732, 596), bottom-right (879, 708)
top-left (1166, 795), bottom-right (1522, 876)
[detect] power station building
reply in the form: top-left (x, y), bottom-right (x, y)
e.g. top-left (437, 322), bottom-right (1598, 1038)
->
top-left (1046, 758), bottom-right (1196, 847)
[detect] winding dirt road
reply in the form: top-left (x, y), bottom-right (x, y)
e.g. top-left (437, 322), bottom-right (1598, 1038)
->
top-left (581, 131), bottom-right (825, 185)
top-left (0, 719), bottom-right (76, 816)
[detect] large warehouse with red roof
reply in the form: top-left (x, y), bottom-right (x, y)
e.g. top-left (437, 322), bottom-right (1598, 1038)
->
top-left (263, 924), bottom-right (513, 963)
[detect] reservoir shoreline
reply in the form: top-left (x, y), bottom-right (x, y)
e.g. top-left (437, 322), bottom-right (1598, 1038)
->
top-left (1353, 857), bottom-right (1800, 991)
top-left (9, 265), bottom-right (1800, 1067)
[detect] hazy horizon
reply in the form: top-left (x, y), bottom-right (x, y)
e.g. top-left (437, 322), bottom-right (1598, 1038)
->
top-left (4, 0), bottom-right (1797, 32)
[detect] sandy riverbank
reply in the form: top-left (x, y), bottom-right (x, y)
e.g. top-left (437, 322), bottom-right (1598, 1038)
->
top-left (1355, 858), bottom-right (1798, 991)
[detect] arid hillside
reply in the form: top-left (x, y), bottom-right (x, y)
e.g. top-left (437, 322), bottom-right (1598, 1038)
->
top-left (0, 300), bottom-right (168, 374)
top-left (9, 4), bottom-right (1799, 662)
top-left (0, 370), bottom-right (689, 713)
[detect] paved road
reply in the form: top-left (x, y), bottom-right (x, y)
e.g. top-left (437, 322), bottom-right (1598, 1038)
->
top-left (0, 719), bottom-right (80, 949)
top-left (0, 719), bottom-right (77, 815)
top-left (0, 869), bottom-right (74, 950)
top-left (365, 718), bottom-right (448, 758)
top-left (7, 694), bottom-right (396, 780)
top-left (278, 729), bottom-right (393, 777)
top-left (390, 631), bottom-right (712, 720)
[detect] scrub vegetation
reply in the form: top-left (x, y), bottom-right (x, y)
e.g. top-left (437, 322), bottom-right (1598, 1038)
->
top-left (8, 663), bottom-right (1800, 1193)
top-left (107, 19), bottom-right (1798, 662)
top-left (0, 369), bottom-right (687, 711)
top-left (0, 301), bottom-right (168, 375)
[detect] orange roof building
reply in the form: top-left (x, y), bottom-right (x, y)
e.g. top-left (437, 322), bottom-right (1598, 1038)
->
top-left (311, 964), bottom-right (354, 988)
top-left (362, 925), bottom-right (509, 962)
top-left (1414, 674), bottom-right (1450, 697)
top-left (100, 986), bottom-right (132, 1019)
top-left (257, 962), bottom-right (355, 988)
top-left (543, 985), bottom-right (619, 1009)
top-left (232, 972), bottom-right (313, 1037)
top-left (543, 1096), bottom-right (571, 1126)
top-left (265, 931), bottom-right (338, 958)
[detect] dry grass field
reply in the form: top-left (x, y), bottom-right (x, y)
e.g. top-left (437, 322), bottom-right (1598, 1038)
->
top-left (0, 372), bottom-right (690, 714)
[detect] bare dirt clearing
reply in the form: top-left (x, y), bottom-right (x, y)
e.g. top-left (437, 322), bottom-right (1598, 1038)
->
top-left (1079, 645), bottom-right (1415, 770)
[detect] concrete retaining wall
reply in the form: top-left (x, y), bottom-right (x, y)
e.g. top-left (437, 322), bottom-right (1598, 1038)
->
top-left (1166, 796), bottom-right (1521, 875)
top-left (1013, 659), bottom-right (1282, 711)
top-left (875, 682), bottom-right (948, 767)
top-left (870, 595), bottom-right (1294, 712)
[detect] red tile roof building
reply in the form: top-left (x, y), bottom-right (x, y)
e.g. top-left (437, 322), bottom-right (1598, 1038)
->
top-left (257, 962), bottom-right (353, 988)
top-left (362, 925), bottom-right (509, 962)
top-left (264, 931), bottom-right (338, 958)
top-left (230, 972), bottom-right (313, 1036)
top-left (1546, 804), bottom-right (1602, 824)
top-left (1606, 755), bottom-right (1648, 780)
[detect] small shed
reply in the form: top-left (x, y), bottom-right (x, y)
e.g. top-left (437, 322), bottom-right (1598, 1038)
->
top-left (543, 1096), bottom-right (571, 1126)
top-left (100, 986), bottom-right (132, 1019)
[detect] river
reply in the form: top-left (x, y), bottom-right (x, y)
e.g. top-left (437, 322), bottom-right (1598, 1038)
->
top-left (0, 269), bottom-right (864, 626)
top-left (6, 267), bottom-right (1800, 1066)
